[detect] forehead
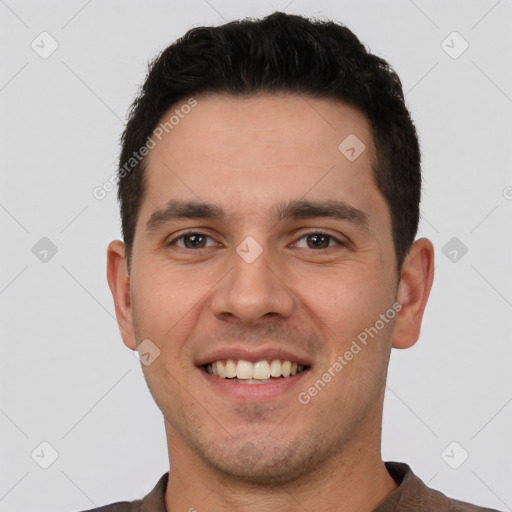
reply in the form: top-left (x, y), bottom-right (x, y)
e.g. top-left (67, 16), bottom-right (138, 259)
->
top-left (138, 93), bottom-right (388, 232)
top-left (148, 93), bottom-right (374, 166)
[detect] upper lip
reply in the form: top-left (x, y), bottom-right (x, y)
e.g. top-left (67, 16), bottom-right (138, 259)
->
top-left (195, 346), bottom-right (313, 367)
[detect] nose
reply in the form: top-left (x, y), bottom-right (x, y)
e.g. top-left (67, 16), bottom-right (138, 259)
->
top-left (210, 244), bottom-right (295, 326)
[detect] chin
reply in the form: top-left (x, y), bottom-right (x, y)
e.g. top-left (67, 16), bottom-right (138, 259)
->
top-left (197, 435), bottom-right (323, 486)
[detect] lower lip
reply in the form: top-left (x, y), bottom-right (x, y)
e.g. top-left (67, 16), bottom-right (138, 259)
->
top-left (198, 367), bottom-right (310, 401)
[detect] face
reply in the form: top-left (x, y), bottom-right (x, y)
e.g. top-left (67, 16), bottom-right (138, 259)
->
top-left (110, 93), bottom-right (416, 484)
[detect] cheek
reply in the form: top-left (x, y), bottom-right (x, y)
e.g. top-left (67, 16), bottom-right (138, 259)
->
top-left (303, 265), bottom-right (390, 325)
top-left (293, 262), bottom-right (395, 366)
top-left (301, 268), bottom-right (394, 405)
top-left (131, 266), bottom-right (205, 346)
top-left (131, 269), bottom-right (202, 397)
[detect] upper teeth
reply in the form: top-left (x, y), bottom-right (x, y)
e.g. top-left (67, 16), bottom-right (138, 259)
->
top-left (206, 359), bottom-right (305, 380)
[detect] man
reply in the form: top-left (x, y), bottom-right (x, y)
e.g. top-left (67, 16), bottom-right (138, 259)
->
top-left (88, 11), bottom-right (500, 512)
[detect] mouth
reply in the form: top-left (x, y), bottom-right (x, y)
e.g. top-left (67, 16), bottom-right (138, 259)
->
top-left (202, 359), bottom-right (309, 384)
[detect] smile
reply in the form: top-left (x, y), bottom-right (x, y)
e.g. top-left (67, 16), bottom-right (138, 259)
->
top-left (204, 359), bottom-right (308, 384)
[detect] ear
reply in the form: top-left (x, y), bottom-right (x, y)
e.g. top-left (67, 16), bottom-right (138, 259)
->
top-left (392, 237), bottom-right (435, 349)
top-left (106, 240), bottom-right (137, 350)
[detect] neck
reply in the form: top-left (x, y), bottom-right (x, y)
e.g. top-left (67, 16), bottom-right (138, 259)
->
top-left (164, 425), bottom-right (397, 512)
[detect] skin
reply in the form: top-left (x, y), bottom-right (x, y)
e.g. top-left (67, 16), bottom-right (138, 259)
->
top-left (107, 93), bottom-right (434, 512)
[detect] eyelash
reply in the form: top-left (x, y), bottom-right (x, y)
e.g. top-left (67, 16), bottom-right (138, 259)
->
top-left (167, 231), bottom-right (345, 250)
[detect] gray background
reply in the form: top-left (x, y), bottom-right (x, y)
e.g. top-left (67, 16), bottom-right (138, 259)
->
top-left (1, 0), bottom-right (511, 510)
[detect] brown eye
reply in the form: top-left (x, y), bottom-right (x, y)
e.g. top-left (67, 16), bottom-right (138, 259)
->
top-left (306, 234), bottom-right (331, 249)
top-left (168, 232), bottom-right (216, 249)
top-left (183, 234), bottom-right (207, 248)
top-left (292, 232), bottom-right (346, 251)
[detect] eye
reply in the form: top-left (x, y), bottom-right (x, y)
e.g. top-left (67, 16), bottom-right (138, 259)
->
top-left (294, 232), bottom-right (344, 250)
top-left (168, 232), bottom-right (218, 249)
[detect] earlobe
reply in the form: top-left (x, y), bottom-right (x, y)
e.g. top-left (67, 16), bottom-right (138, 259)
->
top-left (391, 238), bottom-right (435, 350)
top-left (106, 240), bottom-right (137, 350)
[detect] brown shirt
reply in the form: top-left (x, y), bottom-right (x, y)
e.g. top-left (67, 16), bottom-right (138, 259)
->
top-left (78, 462), bottom-right (502, 511)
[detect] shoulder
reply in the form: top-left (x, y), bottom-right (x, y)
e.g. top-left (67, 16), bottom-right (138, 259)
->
top-left (76, 501), bottom-right (141, 512)
top-left (73, 472), bottom-right (169, 512)
top-left (417, 488), bottom-right (502, 512)
top-left (445, 498), bottom-right (503, 512)
top-left (383, 462), bottom-right (502, 512)
top-left (421, 486), bottom-right (502, 512)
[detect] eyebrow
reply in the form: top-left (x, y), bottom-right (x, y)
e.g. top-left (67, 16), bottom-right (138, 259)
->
top-left (145, 200), bottom-right (224, 233)
top-left (271, 199), bottom-right (370, 231)
top-left (145, 199), bottom-right (370, 233)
